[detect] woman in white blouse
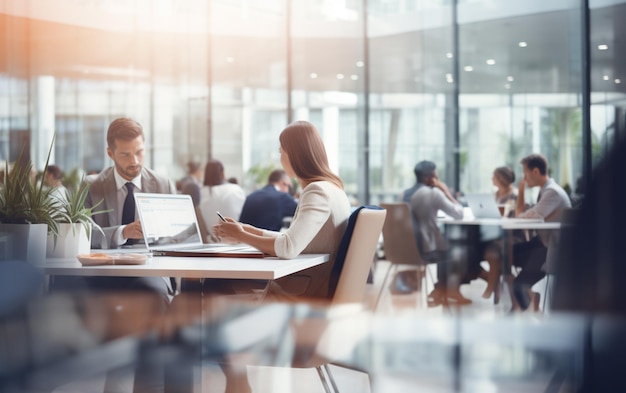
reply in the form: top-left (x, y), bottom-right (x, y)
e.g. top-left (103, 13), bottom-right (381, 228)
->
top-left (213, 120), bottom-right (352, 300)
top-left (198, 159), bottom-right (246, 242)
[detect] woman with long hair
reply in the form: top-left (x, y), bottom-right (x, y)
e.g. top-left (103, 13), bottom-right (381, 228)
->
top-left (197, 159), bottom-right (246, 242)
top-left (213, 120), bottom-right (352, 299)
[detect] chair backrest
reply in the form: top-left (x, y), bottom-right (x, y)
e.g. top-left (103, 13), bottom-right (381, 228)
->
top-left (329, 206), bottom-right (386, 305)
top-left (379, 202), bottom-right (425, 267)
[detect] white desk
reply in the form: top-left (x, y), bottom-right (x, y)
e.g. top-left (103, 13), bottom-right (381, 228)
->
top-left (38, 254), bottom-right (329, 280)
top-left (440, 216), bottom-right (544, 227)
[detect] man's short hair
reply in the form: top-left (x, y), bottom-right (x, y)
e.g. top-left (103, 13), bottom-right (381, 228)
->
top-left (186, 161), bottom-right (201, 174)
top-left (521, 154), bottom-right (548, 175)
top-left (107, 118), bottom-right (144, 149)
top-left (414, 160), bottom-right (436, 183)
top-left (268, 169), bottom-right (287, 184)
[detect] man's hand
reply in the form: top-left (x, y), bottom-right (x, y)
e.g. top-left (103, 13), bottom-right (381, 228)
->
top-left (432, 178), bottom-right (460, 205)
top-left (122, 220), bottom-right (143, 239)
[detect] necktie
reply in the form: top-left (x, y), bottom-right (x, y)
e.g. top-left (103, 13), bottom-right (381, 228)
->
top-left (121, 182), bottom-right (136, 225)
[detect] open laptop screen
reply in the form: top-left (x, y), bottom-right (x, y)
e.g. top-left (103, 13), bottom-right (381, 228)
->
top-left (134, 193), bottom-right (202, 247)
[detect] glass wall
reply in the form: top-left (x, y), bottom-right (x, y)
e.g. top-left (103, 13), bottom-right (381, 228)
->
top-left (457, 0), bottom-right (583, 199)
top-left (0, 0), bottom-right (615, 203)
top-left (590, 0), bottom-right (626, 168)
top-left (290, 1), bottom-right (366, 200)
top-left (368, 1), bottom-right (454, 203)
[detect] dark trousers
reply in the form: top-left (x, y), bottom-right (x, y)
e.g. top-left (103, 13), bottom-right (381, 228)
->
top-left (512, 236), bottom-right (547, 310)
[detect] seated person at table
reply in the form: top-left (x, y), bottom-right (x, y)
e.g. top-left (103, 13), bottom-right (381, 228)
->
top-left (408, 160), bottom-right (469, 306)
top-left (211, 120), bottom-right (352, 300)
top-left (511, 153), bottom-right (571, 312)
top-left (55, 118), bottom-right (176, 305)
top-left (464, 166), bottom-right (518, 299)
top-left (197, 159), bottom-right (246, 242)
top-left (239, 169), bottom-right (298, 231)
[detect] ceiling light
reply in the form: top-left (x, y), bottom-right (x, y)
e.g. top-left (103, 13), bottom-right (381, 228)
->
top-left (486, 59), bottom-right (496, 65)
top-left (598, 44), bottom-right (609, 51)
top-left (446, 52), bottom-right (453, 59)
top-left (310, 73), bottom-right (318, 79)
top-left (507, 76), bottom-right (514, 82)
top-left (226, 57), bottom-right (234, 63)
top-left (356, 61), bottom-right (364, 67)
top-left (336, 73), bottom-right (344, 80)
top-left (604, 75), bottom-right (610, 81)
top-left (446, 73), bottom-right (453, 83)
top-left (350, 75), bottom-right (358, 80)
top-left (518, 41), bottom-right (527, 47)
top-left (464, 66), bottom-right (474, 72)
top-left (615, 79), bottom-right (621, 84)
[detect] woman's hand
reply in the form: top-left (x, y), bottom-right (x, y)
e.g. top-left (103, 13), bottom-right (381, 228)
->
top-left (211, 217), bottom-right (244, 243)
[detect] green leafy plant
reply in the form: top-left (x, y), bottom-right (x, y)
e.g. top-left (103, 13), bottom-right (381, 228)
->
top-left (54, 180), bottom-right (109, 239)
top-left (0, 140), bottom-right (61, 236)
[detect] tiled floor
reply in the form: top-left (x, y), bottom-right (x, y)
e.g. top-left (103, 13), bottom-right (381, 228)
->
top-left (53, 260), bottom-right (551, 393)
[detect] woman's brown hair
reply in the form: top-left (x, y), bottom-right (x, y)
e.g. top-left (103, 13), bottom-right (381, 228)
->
top-left (279, 121), bottom-right (343, 189)
top-left (203, 159), bottom-right (225, 187)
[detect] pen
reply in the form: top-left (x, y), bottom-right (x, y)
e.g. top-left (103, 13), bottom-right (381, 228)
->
top-left (216, 211), bottom-right (226, 222)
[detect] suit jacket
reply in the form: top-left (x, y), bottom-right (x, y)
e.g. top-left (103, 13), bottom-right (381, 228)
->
top-left (85, 166), bottom-right (175, 248)
top-left (239, 185), bottom-right (298, 231)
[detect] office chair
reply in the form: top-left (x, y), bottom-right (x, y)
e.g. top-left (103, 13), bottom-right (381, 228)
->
top-left (253, 205), bottom-right (386, 393)
top-left (178, 206), bottom-right (387, 393)
top-left (377, 202), bottom-right (433, 310)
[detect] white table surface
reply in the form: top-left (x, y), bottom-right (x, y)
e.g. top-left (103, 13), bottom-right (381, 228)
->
top-left (38, 254), bottom-right (329, 280)
top-left (439, 214), bottom-right (562, 230)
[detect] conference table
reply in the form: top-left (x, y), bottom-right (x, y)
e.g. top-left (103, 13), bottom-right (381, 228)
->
top-left (439, 212), bottom-right (562, 306)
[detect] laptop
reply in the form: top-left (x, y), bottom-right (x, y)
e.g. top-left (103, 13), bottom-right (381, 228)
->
top-left (465, 193), bottom-right (503, 219)
top-left (134, 193), bottom-right (264, 258)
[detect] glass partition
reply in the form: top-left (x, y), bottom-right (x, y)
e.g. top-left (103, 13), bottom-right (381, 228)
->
top-left (457, 0), bottom-right (583, 198)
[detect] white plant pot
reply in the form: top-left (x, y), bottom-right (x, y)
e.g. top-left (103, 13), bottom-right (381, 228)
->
top-left (0, 223), bottom-right (48, 263)
top-left (46, 223), bottom-right (91, 258)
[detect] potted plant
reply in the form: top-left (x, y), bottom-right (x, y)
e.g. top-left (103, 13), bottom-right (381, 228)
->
top-left (0, 149), bottom-right (60, 263)
top-left (46, 180), bottom-right (107, 258)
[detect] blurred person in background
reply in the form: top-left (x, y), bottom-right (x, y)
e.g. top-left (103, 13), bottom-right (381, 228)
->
top-left (197, 159), bottom-right (246, 242)
top-left (239, 169), bottom-right (297, 232)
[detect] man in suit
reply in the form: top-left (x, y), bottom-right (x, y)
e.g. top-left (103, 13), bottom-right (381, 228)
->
top-left (239, 169), bottom-right (297, 231)
top-left (82, 117), bottom-right (176, 303)
top-left (87, 117), bottom-right (176, 249)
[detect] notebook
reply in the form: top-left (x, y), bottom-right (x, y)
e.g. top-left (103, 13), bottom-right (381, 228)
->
top-left (134, 193), bottom-right (264, 258)
top-left (465, 193), bottom-right (503, 219)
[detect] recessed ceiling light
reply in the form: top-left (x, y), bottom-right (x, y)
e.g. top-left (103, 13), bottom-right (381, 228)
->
top-left (486, 59), bottom-right (496, 65)
top-left (505, 84), bottom-right (511, 89)
top-left (446, 52), bottom-right (453, 59)
top-left (350, 75), bottom-right (358, 80)
top-left (464, 66), bottom-right (474, 72)
top-left (598, 44), bottom-right (609, 51)
top-left (310, 73), bottom-right (318, 79)
top-left (356, 61), bottom-right (364, 67)
top-left (518, 41), bottom-right (527, 47)
top-left (446, 73), bottom-right (453, 83)
top-left (507, 76), bottom-right (514, 82)
top-left (336, 74), bottom-right (344, 80)
top-left (615, 79), bottom-right (621, 84)
top-left (604, 75), bottom-right (610, 81)
top-left (226, 57), bottom-right (235, 63)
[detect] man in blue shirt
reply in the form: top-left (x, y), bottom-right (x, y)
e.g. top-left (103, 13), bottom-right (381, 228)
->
top-left (239, 169), bottom-right (298, 231)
